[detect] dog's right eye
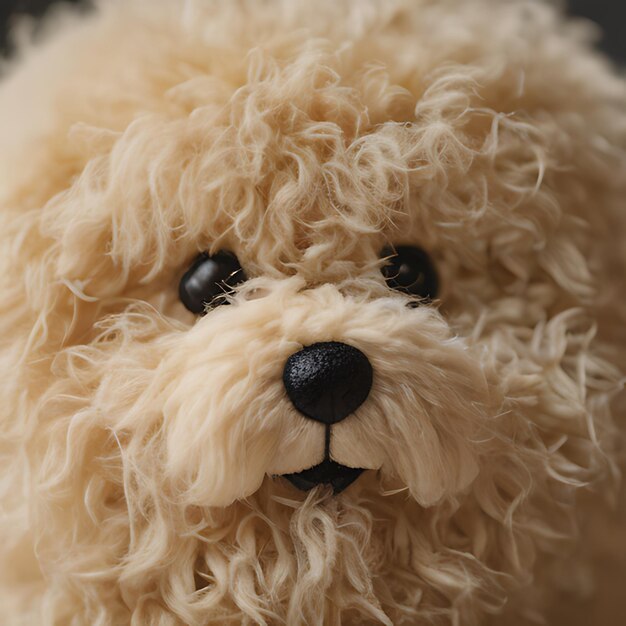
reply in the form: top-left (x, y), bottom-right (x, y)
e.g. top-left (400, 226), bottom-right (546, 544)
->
top-left (179, 251), bottom-right (247, 315)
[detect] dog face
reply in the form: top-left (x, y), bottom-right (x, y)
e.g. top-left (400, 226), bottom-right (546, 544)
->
top-left (1, 1), bottom-right (624, 624)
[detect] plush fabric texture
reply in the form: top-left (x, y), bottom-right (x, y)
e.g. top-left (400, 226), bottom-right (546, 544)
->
top-left (0, 0), bottom-right (625, 624)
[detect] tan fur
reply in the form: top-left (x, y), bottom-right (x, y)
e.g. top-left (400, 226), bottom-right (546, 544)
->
top-left (0, 0), bottom-right (625, 624)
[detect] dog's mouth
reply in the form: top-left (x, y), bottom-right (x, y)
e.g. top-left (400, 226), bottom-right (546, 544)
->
top-left (282, 458), bottom-right (365, 493)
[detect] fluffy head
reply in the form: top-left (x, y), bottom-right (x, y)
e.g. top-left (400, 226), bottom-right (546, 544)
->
top-left (0, 0), bottom-right (625, 624)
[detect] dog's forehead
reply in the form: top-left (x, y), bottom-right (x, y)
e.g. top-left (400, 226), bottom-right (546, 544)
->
top-left (3, 0), bottom-right (619, 289)
top-left (48, 57), bottom-right (553, 284)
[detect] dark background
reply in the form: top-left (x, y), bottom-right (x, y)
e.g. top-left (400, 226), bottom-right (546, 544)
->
top-left (0, 0), bottom-right (625, 62)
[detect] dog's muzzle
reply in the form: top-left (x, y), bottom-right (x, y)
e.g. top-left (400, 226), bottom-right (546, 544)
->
top-left (281, 342), bottom-right (372, 493)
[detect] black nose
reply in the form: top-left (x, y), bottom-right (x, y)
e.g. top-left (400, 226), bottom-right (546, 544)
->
top-left (283, 342), bottom-right (373, 425)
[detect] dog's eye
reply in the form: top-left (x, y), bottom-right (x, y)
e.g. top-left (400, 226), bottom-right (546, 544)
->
top-left (179, 251), bottom-right (247, 315)
top-left (381, 245), bottom-right (439, 301)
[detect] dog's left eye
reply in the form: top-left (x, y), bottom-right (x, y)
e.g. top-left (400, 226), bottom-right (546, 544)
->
top-left (381, 245), bottom-right (439, 301)
top-left (179, 251), bottom-right (247, 315)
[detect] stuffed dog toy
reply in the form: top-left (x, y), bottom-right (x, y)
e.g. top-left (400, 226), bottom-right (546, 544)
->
top-left (0, 0), bottom-right (625, 624)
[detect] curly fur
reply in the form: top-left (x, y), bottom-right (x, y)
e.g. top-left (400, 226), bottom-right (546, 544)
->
top-left (0, 0), bottom-right (625, 624)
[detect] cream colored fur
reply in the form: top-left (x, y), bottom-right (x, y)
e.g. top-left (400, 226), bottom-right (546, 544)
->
top-left (0, 0), bottom-right (625, 624)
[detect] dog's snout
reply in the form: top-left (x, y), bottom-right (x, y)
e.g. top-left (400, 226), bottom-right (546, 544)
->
top-left (283, 342), bottom-right (373, 425)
